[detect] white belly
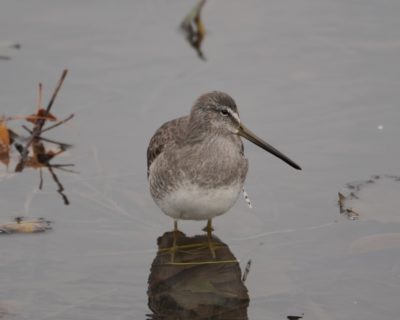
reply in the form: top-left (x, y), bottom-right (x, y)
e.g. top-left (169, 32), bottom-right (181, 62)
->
top-left (156, 181), bottom-right (242, 220)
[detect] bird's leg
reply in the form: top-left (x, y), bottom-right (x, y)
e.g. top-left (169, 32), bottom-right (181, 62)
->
top-left (205, 218), bottom-right (213, 237)
top-left (204, 219), bottom-right (216, 259)
top-left (170, 220), bottom-right (179, 262)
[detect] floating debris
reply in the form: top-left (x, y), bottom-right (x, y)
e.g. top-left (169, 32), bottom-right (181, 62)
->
top-left (179, 0), bottom-right (207, 60)
top-left (15, 69), bottom-right (70, 172)
top-left (338, 192), bottom-right (359, 220)
top-left (21, 139), bottom-right (74, 205)
top-left (0, 217), bottom-right (51, 234)
top-left (0, 69), bottom-right (75, 205)
top-left (338, 174), bottom-right (400, 220)
top-left (338, 191), bottom-right (345, 213)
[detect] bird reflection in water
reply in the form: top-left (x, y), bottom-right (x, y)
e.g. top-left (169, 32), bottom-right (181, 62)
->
top-left (147, 231), bottom-right (249, 319)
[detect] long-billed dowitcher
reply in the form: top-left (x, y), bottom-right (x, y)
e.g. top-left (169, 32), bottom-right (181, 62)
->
top-left (147, 91), bottom-right (301, 259)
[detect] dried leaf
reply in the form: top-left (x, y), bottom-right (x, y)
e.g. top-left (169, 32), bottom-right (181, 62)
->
top-left (0, 122), bottom-right (10, 166)
top-left (25, 140), bottom-right (65, 169)
top-left (0, 121), bottom-right (10, 147)
top-left (0, 144), bottom-right (10, 166)
top-left (26, 109), bottom-right (57, 124)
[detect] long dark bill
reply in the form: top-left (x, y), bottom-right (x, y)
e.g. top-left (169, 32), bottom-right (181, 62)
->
top-left (238, 124), bottom-right (302, 170)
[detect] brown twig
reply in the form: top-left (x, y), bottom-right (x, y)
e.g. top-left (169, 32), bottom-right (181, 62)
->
top-left (21, 125), bottom-right (73, 149)
top-left (15, 69), bottom-right (68, 172)
top-left (51, 164), bottom-right (78, 174)
top-left (39, 168), bottom-right (43, 190)
top-left (41, 113), bottom-right (74, 134)
top-left (47, 165), bottom-right (70, 205)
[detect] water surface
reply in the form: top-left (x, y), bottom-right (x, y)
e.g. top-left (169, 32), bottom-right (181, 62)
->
top-left (1, 1), bottom-right (400, 319)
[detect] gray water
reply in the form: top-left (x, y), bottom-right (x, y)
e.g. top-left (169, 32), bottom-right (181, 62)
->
top-left (1, 1), bottom-right (400, 319)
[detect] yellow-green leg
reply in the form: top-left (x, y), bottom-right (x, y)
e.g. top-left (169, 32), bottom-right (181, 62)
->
top-left (205, 219), bottom-right (216, 259)
top-left (170, 220), bottom-right (179, 262)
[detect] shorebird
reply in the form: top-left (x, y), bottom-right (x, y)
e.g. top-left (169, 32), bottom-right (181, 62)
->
top-left (147, 91), bottom-right (301, 260)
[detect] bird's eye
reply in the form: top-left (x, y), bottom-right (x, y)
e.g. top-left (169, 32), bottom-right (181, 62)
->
top-left (220, 109), bottom-right (229, 116)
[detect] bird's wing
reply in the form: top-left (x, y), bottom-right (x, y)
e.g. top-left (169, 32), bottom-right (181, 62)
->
top-left (147, 116), bottom-right (188, 177)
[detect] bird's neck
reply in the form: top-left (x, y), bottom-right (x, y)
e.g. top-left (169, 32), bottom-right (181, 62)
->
top-left (184, 117), bottom-right (213, 144)
top-left (185, 128), bottom-right (242, 159)
top-left (184, 116), bottom-right (241, 154)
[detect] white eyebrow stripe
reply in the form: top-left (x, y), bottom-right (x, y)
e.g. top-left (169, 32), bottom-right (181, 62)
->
top-left (227, 108), bottom-right (241, 124)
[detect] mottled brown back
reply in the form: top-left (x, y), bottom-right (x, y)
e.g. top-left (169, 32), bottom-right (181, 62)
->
top-left (147, 116), bottom-right (188, 177)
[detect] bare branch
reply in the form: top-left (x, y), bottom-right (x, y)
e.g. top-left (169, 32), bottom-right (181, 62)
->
top-left (15, 69), bottom-right (68, 172)
top-left (39, 168), bottom-right (43, 190)
top-left (41, 113), bottom-right (74, 133)
top-left (22, 125), bottom-right (73, 149)
top-left (47, 165), bottom-right (70, 205)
